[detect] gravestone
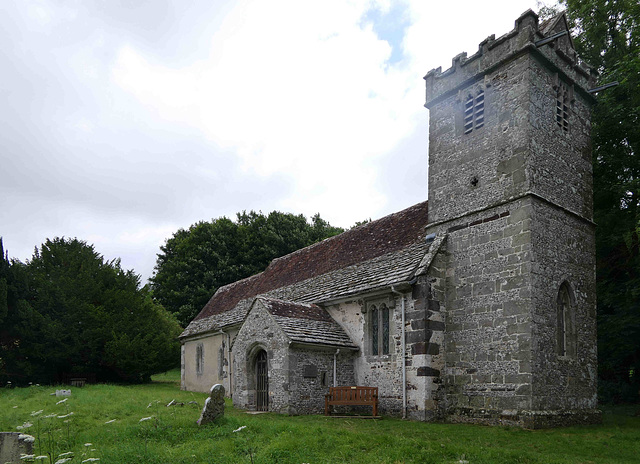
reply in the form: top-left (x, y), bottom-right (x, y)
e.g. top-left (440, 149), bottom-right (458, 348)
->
top-left (197, 384), bottom-right (225, 425)
top-left (0, 432), bottom-right (34, 464)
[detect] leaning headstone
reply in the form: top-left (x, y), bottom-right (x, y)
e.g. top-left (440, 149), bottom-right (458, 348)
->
top-left (197, 384), bottom-right (225, 425)
top-left (0, 432), bottom-right (34, 464)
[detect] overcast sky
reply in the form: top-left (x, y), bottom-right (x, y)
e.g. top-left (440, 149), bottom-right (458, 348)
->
top-left (1, 0), bottom-right (540, 283)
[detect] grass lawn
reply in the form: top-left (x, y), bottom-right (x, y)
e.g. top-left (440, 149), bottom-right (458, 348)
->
top-left (1, 370), bottom-right (639, 464)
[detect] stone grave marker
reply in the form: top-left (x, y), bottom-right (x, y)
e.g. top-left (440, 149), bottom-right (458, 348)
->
top-left (197, 384), bottom-right (225, 425)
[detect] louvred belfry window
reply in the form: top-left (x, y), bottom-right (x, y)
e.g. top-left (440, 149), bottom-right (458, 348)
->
top-left (464, 89), bottom-right (485, 134)
top-left (556, 82), bottom-right (570, 131)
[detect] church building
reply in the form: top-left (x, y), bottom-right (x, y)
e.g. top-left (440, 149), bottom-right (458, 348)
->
top-left (179, 10), bottom-right (601, 428)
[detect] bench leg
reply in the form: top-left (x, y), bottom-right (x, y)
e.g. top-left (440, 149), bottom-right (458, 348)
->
top-left (373, 401), bottom-right (378, 417)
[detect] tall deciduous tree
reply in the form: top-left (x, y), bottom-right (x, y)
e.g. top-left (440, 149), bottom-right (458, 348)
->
top-left (0, 237), bottom-right (182, 385)
top-left (152, 211), bottom-right (344, 327)
top-left (562, 0), bottom-right (640, 402)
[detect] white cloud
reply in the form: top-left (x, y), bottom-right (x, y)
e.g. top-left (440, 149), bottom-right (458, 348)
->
top-left (111, 0), bottom-right (429, 226)
top-left (2, 0), bottom-right (543, 281)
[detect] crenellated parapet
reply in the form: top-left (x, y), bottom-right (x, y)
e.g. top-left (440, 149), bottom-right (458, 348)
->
top-left (424, 9), bottom-right (597, 109)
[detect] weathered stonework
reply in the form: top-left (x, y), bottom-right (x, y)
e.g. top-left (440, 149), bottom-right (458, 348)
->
top-left (423, 10), bottom-right (599, 427)
top-left (180, 9), bottom-right (600, 428)
top-left (197, 384), bottom-right (225, 425)
top-left (232, 298), bottom-right (357, 414)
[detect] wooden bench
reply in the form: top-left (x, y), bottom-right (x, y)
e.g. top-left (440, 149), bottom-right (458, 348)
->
top-left (324, 386), bottom-right (378, 417)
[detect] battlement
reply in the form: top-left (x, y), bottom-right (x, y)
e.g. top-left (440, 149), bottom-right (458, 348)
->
top-left (424, 9), bottom-right (597, 108)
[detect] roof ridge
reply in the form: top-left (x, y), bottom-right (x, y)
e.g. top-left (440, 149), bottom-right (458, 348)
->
top-left (258, 296), bottom-right (316, 308)
top-left (265, 200), bottom-right (429, 269)
top-left (216, 270), bottom-right (263, 294)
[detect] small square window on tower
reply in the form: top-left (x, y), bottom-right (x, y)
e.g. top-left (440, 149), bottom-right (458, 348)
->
top-left (464, 89), bottom-right (485, 134)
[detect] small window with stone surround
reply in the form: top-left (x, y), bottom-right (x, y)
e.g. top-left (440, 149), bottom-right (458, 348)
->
top-left (367, 300), bottom-right (391, 356)
top-left (557, 282), bottom-right (576, 358)
top-left (464, 89), bottom-right (485, 134)
top-left (196, 343), bottom-right (204, 375)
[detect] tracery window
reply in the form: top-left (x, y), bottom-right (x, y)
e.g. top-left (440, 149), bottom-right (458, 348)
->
top-left (464, 89), bottom-right (485, 134)
top-left (369, 302), bottom-right (391, 356)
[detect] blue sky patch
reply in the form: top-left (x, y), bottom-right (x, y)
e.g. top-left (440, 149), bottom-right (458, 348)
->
top-left (361, 2), bottom-right (410, 65)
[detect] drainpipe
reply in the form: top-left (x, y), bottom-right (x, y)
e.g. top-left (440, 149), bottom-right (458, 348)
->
top-left (219, 329), bottom-right (233, 399)
top-left (391, 286), bottom-right (406, 419)
top-left (333, 349), bottom-right (340, 387)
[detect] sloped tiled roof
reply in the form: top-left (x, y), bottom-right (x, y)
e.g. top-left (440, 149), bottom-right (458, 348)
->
top-left (259, 297), bottom-right (357, 348)
top-left (180, 201), bottom-right (429, 338)
top-left (263, 240), bottom-right (428, 304)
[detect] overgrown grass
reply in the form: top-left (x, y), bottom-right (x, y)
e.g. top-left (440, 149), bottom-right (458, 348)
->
top-left (1, 370), bottom-right (639, 463)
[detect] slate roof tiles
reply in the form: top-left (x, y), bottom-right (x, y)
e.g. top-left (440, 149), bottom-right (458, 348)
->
top-left (180, 200), bottom-right (429, 339)
top-left (259, 297), bottom-right (357, 348)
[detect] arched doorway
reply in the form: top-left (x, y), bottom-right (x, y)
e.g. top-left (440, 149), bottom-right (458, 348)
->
top-left (255, 350), bottom-right (268, 411)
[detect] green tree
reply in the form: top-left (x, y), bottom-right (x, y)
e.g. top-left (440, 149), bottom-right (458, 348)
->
top-left (562, 0), bottom-right (640, 402)
top-left (0, 237), bottom-right (181, 385)
top-left (152, 211), bottom-right (344, 326)
top-left (0, 239), bottom-right (8, 325)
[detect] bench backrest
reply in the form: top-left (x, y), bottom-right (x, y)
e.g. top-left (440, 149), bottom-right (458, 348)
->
top-left (327, 386), bottom-right (378, 404)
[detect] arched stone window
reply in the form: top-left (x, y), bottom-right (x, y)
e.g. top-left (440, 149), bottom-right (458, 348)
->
top-left (196, 343), bottom-right (204, 375)
top-left (556, 282), bottom-right (576, 358)
top-left (368, 301), bottom-right (391, 356)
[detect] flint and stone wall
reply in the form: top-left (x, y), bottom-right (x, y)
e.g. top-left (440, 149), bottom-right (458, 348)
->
top-left (530, 200), bottom-right (598, 416)
top-left (232, 301), bottom-right (356, 414)
top-left (286, 346), bottom-right (355, 415)
top-left (430, 201), bottom-right (535, 424)
top-left (326, 284), bottom-right (448, 419)
top-left (326, 297), bottom-right (402, 415)
top-left (232, 303), bottom-right (291, 413)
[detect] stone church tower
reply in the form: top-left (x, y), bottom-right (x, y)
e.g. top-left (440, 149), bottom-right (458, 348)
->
top-left (423, 10), bottom-right (600, 426)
